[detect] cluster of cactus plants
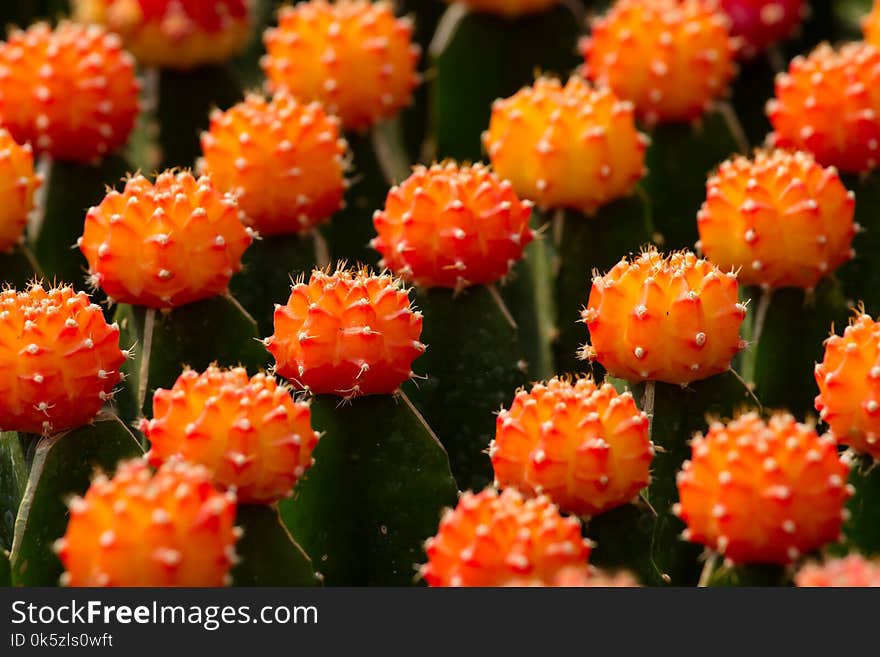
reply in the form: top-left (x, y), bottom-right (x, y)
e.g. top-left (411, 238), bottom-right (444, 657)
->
top-left (2, 0), bottom-right (880, 589)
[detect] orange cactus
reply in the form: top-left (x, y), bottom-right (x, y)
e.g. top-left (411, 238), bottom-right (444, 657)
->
top-left (72, 0), bottom-right (252, 70)
top-left (142, 367), bottom-right (320, 504)
top-left (56, 459), bottom-right (239, 587)
top-left (445, 0), bottom-right (559, 17)
top-left (0, 285), bottom-right (125, 436)
top-left (199, 92), bottom-right (348, 236)
top-left (796, 554), bottom-right (880, 587)
top-left (491, 377), bottom-right (652, 517)
top-left (483, 76), bottom-right (647, 214)
top-left (676, 412), bottom-right (851, 565)
top-left (501, 565), bottom-right (639, 587)
top-left (0, 22), bottom-right (140, 163)
top-left (815, 312), bottom-right (880, 460)
top-left (79, 171), bottom-right (253, 308)
top-left (582, 248), bottom-right (746, 385)
top-left (0, 129), bottom-right (42, 252)
top-left (421, 487), bottom-right (592, 587)
top-left (262, 0), bottom-right (420, 131)
top-left (768, 42), bottom-right (880, 173)
top-left (582, 0), bottom-right (737, 125)
top-left (372, 162), bottom-right (534, 289)
top-left (267, 268), bottom-right (424, 397)
top-left (697, 149), bottom-right (856, 290)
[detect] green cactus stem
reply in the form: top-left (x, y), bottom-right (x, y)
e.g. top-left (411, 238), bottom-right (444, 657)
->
top-left (406, 284), bottom-right (527, 492)
top-left (838, 173), bottom-right (880, 316)
top-left (587, 372), bottom-right (760, 586)
top-left (698, 555), bottom-right (790, 587)
top-left (229, 231), bottom-right (329, 338)
top-left (429, 2), bottom-right (582, 162)
top-left (552, 193), bottom-right (654, 376)
top-left (114, 294), bottom-right (270, 425)
top-left (279, 393), bottom-right (457, 586)
top-left (231, 505), bottom-right (320, 587)
top-left (30, 155), bottom-right (129, 292)
top-left (642, 108), bottom-right (743, 250)
top-left (843, 452), bottom-right (880, 556)
top-left (157, 65), bottom-right (243, 170)
top-left (741, 279), bottom-right (849, 417)
top-left (4, 413), bottom-right (143, 586)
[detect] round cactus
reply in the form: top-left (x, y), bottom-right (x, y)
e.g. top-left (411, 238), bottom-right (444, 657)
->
top-left (581, 0), bottom-right (737, 125)
top-left (72, 0), bottom-right (252, 70)
top-left (864, 1), bottom-right (880, 50)
top-left (0, 129), bottom-right (41, 253)
top-left (262, 0), bottom-right (420, 132)
top-left (697, 149), bottom-right (856, 290)
top-left (0, 22), bottom-right (140, 164)
top-left (490, 377), bottom-right (652, 517)
top-left (768, 42), bottom-right (880, 173)
top-left (199, 92), bottom-right (348, 236)
top-left (445, 0), bottom-right (559, 18)
top-left (372, 162), bottom-right (534, 289)
top-left (0, 284), bottom-right (125, 435)
top-left (142, 366), bottom-right (321, 504)
top-left (676, 412), bottom-right (851, 565)
top-left (500, 565), bottom-right (639, 587)
top-left (79, 170), bottom-right (253, 308)
top-left (55, 459), bottom-right (239, 587)
top-left (582, 248), bottom-right (747, 385)
top-left (795, 554), bottom-right (880, 587)
top-left (421, 487), bottom-right (592, 587)
top-left (483, 76), bottom-right (647, 214)
top-left (720, 0), bottom-right (806, 58)
top-left (267, 268), bottom-right (425, 397)
top-left (815, 312), bottom-right (880, 460)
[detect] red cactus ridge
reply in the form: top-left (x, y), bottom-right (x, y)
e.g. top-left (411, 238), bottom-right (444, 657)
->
top-left (56, 459), bottom-right (240, 586)
top-left (491, 377), bottom-right (653, 517)
top-left (676, 412), bottom-right (851, 565)
top-left (267, 268), bottom-right (424, 397)
top-left (0, 285), bottom-right (125, 435)
top-left (422, 487), bottom-right (592, 587)
top-left (372, 162), bottom-right (534, 289)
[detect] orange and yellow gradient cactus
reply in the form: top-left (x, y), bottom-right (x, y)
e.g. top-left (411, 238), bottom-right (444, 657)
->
top-left (445, 0), bottom-right (559, 18)
top-left (79, 171), bottom-right (253, 308)
top-left (267, 268), bottom-right (425, 397)
top-left (815, 312), bottom-right (880, 460)
top-left (582, 248), bottom-right (746, 385)
top-left (421, 487), bottom-right (592, 587)
top-left (199, 92), bottom-right (348, 236)
top-left (676, 412), bottom-right (851, 564)
top-left (56, 459), bottom-right (239, 586)
top-left (142, 366), bottom-right (320, 504)
top-left (372, 162), bottom-right (534, 289)
top-left (768, 42), bottom-right (880, 173)
top-left (73, 0), bottom-right (252, 70)
top-left (697, 149), bottom-right (856, 290)
top-left (0, 130), bottom-right (42, 253)
top-left (0, 285), bottom-right (125, 436)
top-left (262, 0), bottom-right (420, 131)
top-left (581, 0), bottom-right (737, 125)
top-left (483, 76), bottom-right (647, 214)
top-left (0, 22), bottom-right (140, 163)
top-left (491, 377), bottom-right (652, 517)
top-left (796, 554), bottom-right (880, 587)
